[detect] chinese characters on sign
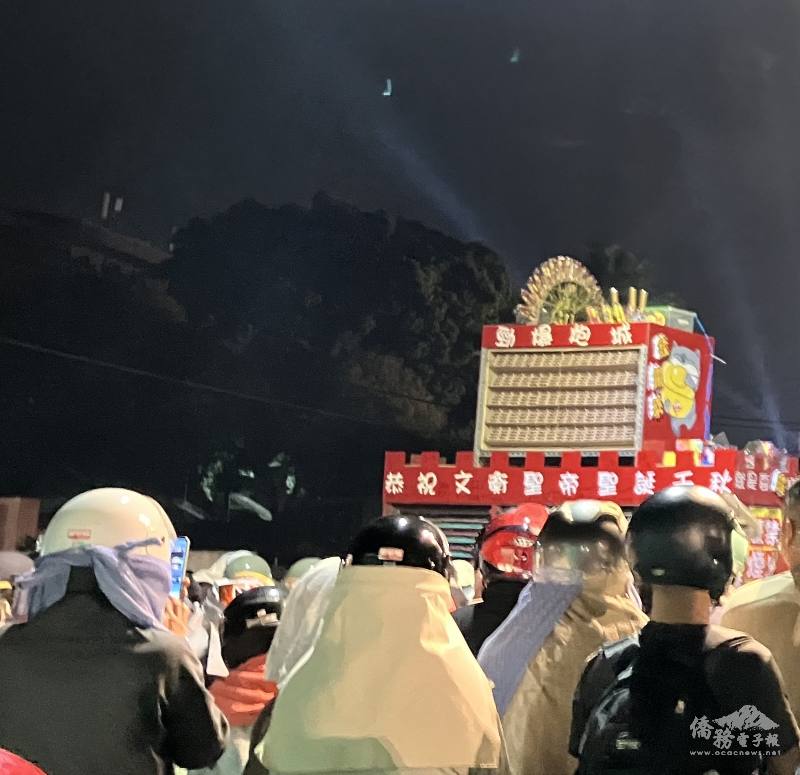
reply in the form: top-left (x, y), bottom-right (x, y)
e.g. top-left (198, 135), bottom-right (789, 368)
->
top-left (610, 323), bottom-right (633, 346)
top-left (597, 471), bottom-right (619, 497)
top-left (745, 508), bottom-right (784, 581)
top-left (634, 470), bottom-right (656, 497)
top-left (384, 472), bottom-right (404, 495)
top-left (523, 471), bottom-right (544, 496)
top-left (568, 324), bottom-right (591, 348)
top-left (531, 324), bottom-right (553, 348)
top-left (488, 471), bottom-right (509, 495)
top-left (709, 469), bottom-right (732, 494)
top-left (495, 326), bottom-right (516, 348)
top-left (454, 470), bottom-right (473, 495)
top-left (559, 472), bottom-right (580, 497)
top-left (389, 466), bottom-right (761, 501)
top-left (416, 472), bottom-right (437, 496)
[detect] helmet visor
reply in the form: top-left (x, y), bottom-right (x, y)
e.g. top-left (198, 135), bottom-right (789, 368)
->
top-left (537, 537), bottom-right (621, 575)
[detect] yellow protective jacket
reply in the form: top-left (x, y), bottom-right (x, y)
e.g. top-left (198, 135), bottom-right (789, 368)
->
top-left (722, 571), bottom-right (800, 719)
top-left (257, 564), bottom-right (504, 775)
top-left (499, 571), bottom-right (647, 775)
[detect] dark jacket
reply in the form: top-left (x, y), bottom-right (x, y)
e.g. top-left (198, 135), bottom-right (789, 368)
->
top-left (452, 579), bottom-right (526, 656)
top-left (0, 568), bottom-right (228, 775)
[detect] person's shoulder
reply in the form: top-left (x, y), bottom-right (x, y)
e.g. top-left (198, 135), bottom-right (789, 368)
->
top-left (723, 573), bottom-right (796, 617)
top-left (703, 624), bottom-right (776, 670)
top-left (579, 633), bottom-right (639, 688)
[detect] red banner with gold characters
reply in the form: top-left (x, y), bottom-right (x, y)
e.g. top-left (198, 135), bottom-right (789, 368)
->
top-left (744, 507), bottom-right (789, 581)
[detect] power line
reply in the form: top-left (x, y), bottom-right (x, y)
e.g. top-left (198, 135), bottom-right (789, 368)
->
top-left (11, 335), bottom-right (793, 438)
top-left (0, 335), bottom-right (414, 431)
top-left (2, 235), bottom-right (462, 411)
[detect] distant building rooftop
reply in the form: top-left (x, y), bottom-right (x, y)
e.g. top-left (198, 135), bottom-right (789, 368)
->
top-left (0, 208), bottom-right (170, 269)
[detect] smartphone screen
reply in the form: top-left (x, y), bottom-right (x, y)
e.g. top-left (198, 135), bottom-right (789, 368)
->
top-left (169, 536), bottom-right (191, 599)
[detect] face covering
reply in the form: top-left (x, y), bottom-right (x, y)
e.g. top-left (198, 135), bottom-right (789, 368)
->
top-left (14, 539), bottom-right (170, 629)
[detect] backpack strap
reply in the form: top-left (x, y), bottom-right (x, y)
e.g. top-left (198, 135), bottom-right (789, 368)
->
top-left (571, 635), bottom-right (641, 758)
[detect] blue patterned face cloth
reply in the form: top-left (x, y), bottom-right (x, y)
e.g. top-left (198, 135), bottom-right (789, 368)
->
top-left (477, 579), bottom-right (582, 716)
top-left (14, 539), bottom-right (170, 629)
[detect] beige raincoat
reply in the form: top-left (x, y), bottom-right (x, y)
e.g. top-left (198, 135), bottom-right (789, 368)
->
top-left (722, 571), bottom-right (800, 718)
top-left (257, 564), bottom-right (504, 775)
top-left (500, 569), bottom-right (647, 775)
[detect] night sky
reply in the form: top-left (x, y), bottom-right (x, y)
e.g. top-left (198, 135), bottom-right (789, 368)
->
top-left (3, 1), bottom-right (800, 446)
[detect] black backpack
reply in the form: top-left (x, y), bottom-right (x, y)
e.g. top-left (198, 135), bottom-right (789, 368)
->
top-left (575, 638), bottom-right (729, 775)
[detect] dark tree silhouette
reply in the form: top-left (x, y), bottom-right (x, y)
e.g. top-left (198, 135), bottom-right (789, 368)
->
top-left (1, 194), bottom-right (514, 552)
top-left (166, 193), bottom-right (513, 444)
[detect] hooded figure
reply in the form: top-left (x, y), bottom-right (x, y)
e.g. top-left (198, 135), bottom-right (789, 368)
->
top-left (256, 516), bottom-right (504, 775)
top-left (479, 500), bottom-right (646, 775)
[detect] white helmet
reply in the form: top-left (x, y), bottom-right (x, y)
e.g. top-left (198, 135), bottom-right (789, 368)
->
top-left (41, 488), bottom-right (177, 565)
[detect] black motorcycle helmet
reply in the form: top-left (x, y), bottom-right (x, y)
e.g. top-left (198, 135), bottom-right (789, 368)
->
top-left (223, 585), bottom-right (284, 638)
top-left (348, 515), bottom-right (451, 577)
top-left (627, 486), bottom-right (739, 603)
top-left (221, 585), bottom-right (284, 669)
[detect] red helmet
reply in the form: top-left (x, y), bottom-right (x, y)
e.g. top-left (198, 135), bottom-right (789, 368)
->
top-left (478, 503), bottom-right (549, 581)
top-left (0, 749), bottom-right (47, 774)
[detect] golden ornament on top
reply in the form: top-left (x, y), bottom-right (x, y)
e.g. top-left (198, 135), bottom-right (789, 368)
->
top-left (516, 256), bottom-right (603, 325)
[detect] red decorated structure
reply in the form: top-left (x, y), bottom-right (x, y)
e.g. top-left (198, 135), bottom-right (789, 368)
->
top-left (475, 322), bottom-right (713, 457)
top-left (383, 314), bottom-right (797, 581)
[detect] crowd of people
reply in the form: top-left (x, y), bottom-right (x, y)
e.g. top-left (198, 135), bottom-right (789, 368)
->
top-left (1, 483), bottom-right (800, 774)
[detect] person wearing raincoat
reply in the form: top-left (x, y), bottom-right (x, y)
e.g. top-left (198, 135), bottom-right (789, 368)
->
top-left (722, 480), bottom-right (800, 718)
top-left (244, 557), bottom-right (342, 775)
top-left (264, 557), bottom-right (342, 689)
top-left (478, 500), bottom-right (646, 775)
top-left (254, 515), bottom-right (506, 775)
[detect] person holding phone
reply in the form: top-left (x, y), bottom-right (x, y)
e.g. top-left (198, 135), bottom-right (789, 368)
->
top-left (0, 488), bottom-right (228, 775)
